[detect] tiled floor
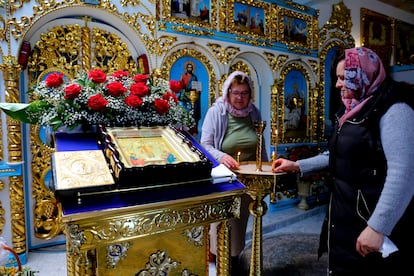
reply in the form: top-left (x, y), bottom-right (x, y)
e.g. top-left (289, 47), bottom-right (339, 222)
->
top-left (22, 197), bottom-right (326, 275)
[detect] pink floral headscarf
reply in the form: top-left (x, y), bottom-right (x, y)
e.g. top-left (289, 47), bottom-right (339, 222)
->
top-left (216, 70), bottom-right (254, 117)
top-left (339, 47), bottom-right (386, 126)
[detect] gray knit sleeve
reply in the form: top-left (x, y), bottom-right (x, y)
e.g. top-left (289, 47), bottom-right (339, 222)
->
top-left (297, 150), bottom-right (329, 176)
top-left (368, 103), bottom-right (414, 235)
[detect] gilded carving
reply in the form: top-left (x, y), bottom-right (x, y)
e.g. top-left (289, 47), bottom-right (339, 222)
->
top-left (206, 43), bottom-right (240, 65)
top-left (137, 250), bottom-right (179, 275)
top-left (263, 51), bottom-right (288, 72)
top-left (66, 198), bottom-right (238, 252)
top-left (183, 226), bottom-right (204, 247)
top-left (0, 198), bottom-right (5, 235)
top-left (0, 57), bottom-right (26, 254)
top-left (106, 242), bottom-right (131, 268)
top-left (229, 61), bottom-right (249, 76)
top-left (326, 1), bottom-right (352, 33)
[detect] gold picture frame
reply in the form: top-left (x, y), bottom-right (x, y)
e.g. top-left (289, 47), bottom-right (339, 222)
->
top-left (277, 7), bottom-right (313, 49)
top-left (273, 63), bottom-right (314, 145)
top-left (161, 0), bottom-right (217, 30)
top-left (105, 126), bottom-right (200, 168)
top-left (394, 19), bottom-right (414, 65)
top-left (360, 8), bottom-right (393, 67)
top-left (226, 0), bottom-right (271, 40)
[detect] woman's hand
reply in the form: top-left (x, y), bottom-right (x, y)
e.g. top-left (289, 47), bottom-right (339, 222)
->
top-left (220, 154), bottom-right (239, 170)
top-left (356, 226), bottom-right (384, 257)
top-left (271, 158), bottom-right (300, 173)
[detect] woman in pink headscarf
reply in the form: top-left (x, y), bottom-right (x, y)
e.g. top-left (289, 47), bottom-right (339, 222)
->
top-left (272, 47), bottom-right (414, 275)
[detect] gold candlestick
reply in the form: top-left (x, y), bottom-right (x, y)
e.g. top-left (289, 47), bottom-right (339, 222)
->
top-left (254, 121), bottom-right (266, 172)
top-left (236, 151), bottom-right (241, 166)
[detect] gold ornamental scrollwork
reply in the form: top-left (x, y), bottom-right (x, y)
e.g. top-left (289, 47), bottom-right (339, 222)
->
top-left (66, 197), bottom-right (239, 252)
top-left (263, 51), bottom-right (288, 72)
top-left (230, 61), bottom-right (249, 76)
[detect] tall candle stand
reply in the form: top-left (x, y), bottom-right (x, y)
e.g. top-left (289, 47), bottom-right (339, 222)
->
top-left (254, 121), bottom-right (266, 172)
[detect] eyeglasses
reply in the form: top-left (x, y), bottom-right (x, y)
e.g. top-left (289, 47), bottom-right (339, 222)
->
top-left (229, 90), bottom-right (250, 98)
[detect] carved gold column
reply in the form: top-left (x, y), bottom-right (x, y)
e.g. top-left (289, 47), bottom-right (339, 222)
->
top-left (81, 16), bottom-right (91, 71)
top-left (216, 221), bottom-right (231, 276)
top-left (0, 56), bottom-right (26, 254)
top-left (236, 162), bottom-right (284, 276)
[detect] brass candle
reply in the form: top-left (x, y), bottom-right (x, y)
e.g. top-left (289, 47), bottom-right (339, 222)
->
top-left (236, 151), bottom-right (241, 166)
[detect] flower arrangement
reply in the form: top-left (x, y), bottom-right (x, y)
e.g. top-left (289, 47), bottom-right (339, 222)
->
top-left (0, 69), bottom-right (194, 131)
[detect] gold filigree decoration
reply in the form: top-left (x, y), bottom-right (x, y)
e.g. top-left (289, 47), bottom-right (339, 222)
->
top-left (67, 224), bottom-right (86, 254)
top-left (0, 199), bottom-right (5, 235)
top-left (161, 47), bottom-right (216, 107)
top-left (106, 242), bottom-right (131, 268)
top-left (183, 226), bottom-right (204, 247)
top-left (230, 61), bottom-right (249, 75)
top-left (9, 176), bottom-right (26, 253)
top-left (92, 27), bottom-right (132, 71)
top-left (169, 25), bottom-right (213, 37)
top-left (263, 52), bottom-right (288, 72)
top-left (307, 59), bottom-right (318, 75)
top-left (28, 24), bottom-right (82, 82)
top-left (122, 12), bottom-right (176, 56)
top-left (0, 57), bottom-right (26, 253)
top-left (120, 0), bottom-right (141, 7)
top-left (326, 1), bottom-right (352, 33)
top-left (66, 199), bottom-right (237, 252)
top-left (207, 43), bottom-right (240, 65)
top-left (9, 0), bottom-right (31, 14)
top-left (137, 251), bottom-right (179, 275)
top-left (7, 16), bottom-right (32, 40)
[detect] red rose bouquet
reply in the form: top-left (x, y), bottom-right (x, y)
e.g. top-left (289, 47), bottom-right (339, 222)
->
top-left (0, 69), bottom-right (194, 130)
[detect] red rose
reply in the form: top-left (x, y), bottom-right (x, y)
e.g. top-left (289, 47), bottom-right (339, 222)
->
top-left (154, 98), bottom-right (170, 115)
top-left (106, 82), bottom-right (127, 97)
top-left (88, 69), bottom-right (107, 84)
top-left (64, 83), bottom-right (82, 99)
top-left (112, 70), bottom-right (129, 79)
top-left (169, 80), bottom-right (182, 93)
top-left (163, 92), bottom-right (178, 104)
top-left (125, 95), bottom-right (143, 108)
top-left (130, 82), bottom-right (149, 97)
top-left (87, 94), bottom-right (108, 111)
top-left (133, 74), bottom-right (149, 83)
top-left (45, 73), bottom-right (64, 88)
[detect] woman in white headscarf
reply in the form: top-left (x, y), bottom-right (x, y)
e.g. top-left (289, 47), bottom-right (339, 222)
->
top-left (201, 71), bottom-right (268, 270)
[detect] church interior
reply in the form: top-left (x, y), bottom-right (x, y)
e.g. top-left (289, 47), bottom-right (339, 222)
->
top-left (0, 0), bottom-right (413, 274)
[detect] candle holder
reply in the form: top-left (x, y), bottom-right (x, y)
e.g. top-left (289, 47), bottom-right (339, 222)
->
top-left (254, 121), bottom-right (266, 172)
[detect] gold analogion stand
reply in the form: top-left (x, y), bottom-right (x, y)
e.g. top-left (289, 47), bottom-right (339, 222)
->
top-left (235, 121), bottom-right (285, 275)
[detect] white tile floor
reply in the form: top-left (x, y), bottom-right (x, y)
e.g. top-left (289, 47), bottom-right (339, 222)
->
top-left (21, 203), bottom-right (326, 275)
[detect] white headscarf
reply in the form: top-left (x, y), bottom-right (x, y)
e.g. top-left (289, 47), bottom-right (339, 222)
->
top-left (216, 70), bottom-right (254, 117)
